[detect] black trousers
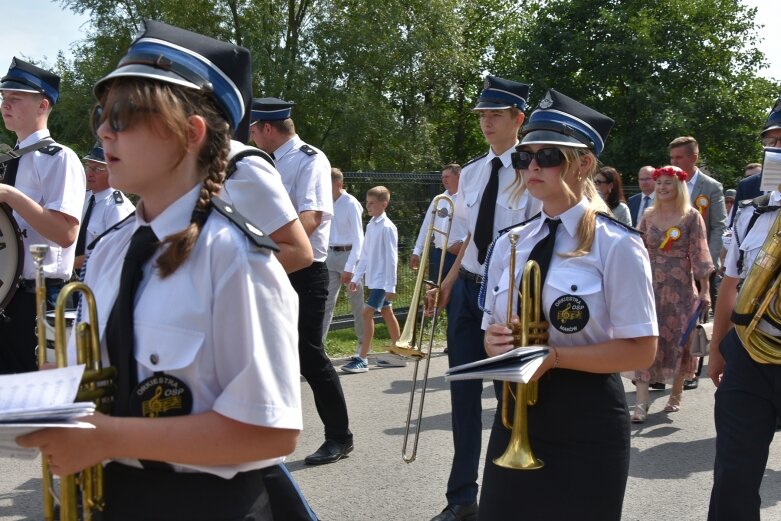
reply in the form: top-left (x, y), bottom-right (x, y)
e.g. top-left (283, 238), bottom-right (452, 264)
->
top-left (0, 280), bottom-right (63, 374)
top-left (708, 329), bottom-right (781, 521)
top-left (103, 462), bottom-right (271, 521)
top-left (289, 262), bottom-right (352, 443)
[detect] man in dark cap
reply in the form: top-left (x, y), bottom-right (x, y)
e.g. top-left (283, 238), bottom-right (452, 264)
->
top-left (708, 95), bottom-right (781, 521)
top-left (0, 57), bottom-right (85, 374)
top-left (74, 143), bottom-right (135, 271)
top-left (250, 98), bottom-right (353, 466)
top-left (429, 75), bottom-right (540, 521)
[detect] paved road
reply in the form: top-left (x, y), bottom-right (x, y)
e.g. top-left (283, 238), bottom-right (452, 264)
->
top-left (2, 350), bottom-right (780, 520)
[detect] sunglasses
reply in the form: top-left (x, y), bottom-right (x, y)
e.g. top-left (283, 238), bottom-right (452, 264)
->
top-left (91, 100), bottom-right (156, 136)
top-left (512, 148), bottom-right (565, 169)
top-left (593, 179), bottom-right (611, 186)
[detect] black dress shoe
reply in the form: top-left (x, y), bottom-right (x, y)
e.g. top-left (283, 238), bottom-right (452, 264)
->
top-left (430, 503), bottom-right (478, 521)
top-left (650, 382), bottom-right (666, 390)
top-left (304, 439), bottom-right (354, 465)
top-left (683, 377), bottom-right (699, 390)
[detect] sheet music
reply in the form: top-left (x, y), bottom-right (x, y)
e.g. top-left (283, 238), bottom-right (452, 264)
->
top-left (760, 147), bottom-right (781, 193)
top-left (445, 346), bottom-right (549, 383)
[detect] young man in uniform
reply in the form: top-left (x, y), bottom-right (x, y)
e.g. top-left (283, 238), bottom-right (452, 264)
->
top-left (74, 143), bottom-right (135, 270)
top-left (251, 98), bottom-right (354, 465)
top-left (429, 76), bottom-right (540, 521)
top-left (0, 58), bottom-right (85, 374)
top-left (708, 96), bottom-right (781, 521)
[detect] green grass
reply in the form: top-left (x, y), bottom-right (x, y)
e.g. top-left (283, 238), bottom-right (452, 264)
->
top-left (323, 314), bottom-right (448, 358)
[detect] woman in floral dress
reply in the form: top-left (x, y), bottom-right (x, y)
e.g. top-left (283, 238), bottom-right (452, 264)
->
top-left (632, 166), bottom-right (713, 422)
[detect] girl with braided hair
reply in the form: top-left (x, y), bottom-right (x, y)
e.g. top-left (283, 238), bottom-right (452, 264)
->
top-left (18, 21), bottom-right (302, 520)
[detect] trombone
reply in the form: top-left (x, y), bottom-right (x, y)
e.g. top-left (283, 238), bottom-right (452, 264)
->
top-left (493, 233), bottom-right (546, 470)
top-left (390, 194), bottom-right (453, 462)
top-left (32, 244), bottom-right (116, 521)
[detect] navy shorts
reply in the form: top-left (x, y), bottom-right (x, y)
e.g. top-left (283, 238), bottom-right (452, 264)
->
top-left (366, 288), bottom-right (391, 311)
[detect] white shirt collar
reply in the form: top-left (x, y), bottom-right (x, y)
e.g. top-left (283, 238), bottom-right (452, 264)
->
top-left (486, 140), bottom-right (520, 168)
top-left (135, 184), bottom-right (200, 240)
top-left (370, 211), bottom-right (387, 224)
top-left (17, 128), bottom-right (51, 147)
top-left (273, 134), bottom-right (299, 160)
top-left (528, 198), bottom-right (588, 239)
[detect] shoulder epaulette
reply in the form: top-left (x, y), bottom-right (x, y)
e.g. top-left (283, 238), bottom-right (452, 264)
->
top-left (738, 198), bottom-right (755, 209)
top-left (498, 212), bottom-right (541, 236)
top-left (596, 211), bottom-right (642, 235)
top-left (751, 193), bottom-right (772, 209)
top-left (86, 212), bottom-right (135, 251)
top-left (112, 190), bottom-right (124, 204)
top-left (299, 144), bottom-right (318, 156)
top-left (462, 152), bottom-right (488, 169)
top-left (38, 145), bottom-right (62, 156)
top-left (226, 146), bottom-right (275, 179)
top-left (211, 196), bottom-right (279, 252)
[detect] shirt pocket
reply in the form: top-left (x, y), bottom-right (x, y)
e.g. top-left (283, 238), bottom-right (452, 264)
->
top-left (545, 268), bottom-right (602, 334)
top-left (134, 322), bottom-right (206, 373)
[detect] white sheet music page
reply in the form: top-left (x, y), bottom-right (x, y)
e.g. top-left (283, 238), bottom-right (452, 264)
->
top-left (760, 147), bottom-right (781, 193)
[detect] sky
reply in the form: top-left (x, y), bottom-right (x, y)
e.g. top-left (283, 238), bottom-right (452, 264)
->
top-left (0, 0), bottom-right (780, 85)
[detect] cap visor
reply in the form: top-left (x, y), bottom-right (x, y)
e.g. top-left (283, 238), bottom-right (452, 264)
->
top-left (83, 156), bottom-right (107, 164)
top-left (520, 129), bottom-right (587, 148)
top-left (473, 101), bottom-right (512, 111)
top-left (762, 124), bottom-right (781, 137)
top-left (94, 64), bottom-right (199, 95)
top-left (0, 80), bottom-right (41, 94)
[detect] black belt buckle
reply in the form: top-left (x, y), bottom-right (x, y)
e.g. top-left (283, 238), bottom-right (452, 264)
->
top-left (330, 245), bottom-right (352, 252)
top-left (458, 267), bottom-right (483, 285)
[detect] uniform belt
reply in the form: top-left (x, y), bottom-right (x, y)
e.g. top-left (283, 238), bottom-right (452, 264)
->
top-left (330, 245), bottom-right (352, 252)
top-left (458, 267), bottom-right (483, 285)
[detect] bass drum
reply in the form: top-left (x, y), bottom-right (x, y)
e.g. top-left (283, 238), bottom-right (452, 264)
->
top-left (0, 203), bottom-right (23, 315)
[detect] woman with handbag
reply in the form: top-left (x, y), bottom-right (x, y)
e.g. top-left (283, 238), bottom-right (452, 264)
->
top-left (632, 165), bottom-right (714, 422)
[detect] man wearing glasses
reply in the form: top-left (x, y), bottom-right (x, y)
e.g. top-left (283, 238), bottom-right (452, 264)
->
top-left (74, 143), bottom-right (135, 271)
top-left (0, 58), bottom-right (85, 374)
top-left (628, 165), bottom-right (656, 226)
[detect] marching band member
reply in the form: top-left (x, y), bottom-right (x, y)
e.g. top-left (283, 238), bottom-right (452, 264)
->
top-left (479, 90), bottom-right (657, 520)
top-left (707, 97), bottom-right (781, 521)
top-left (18, 20), bottom-right (301, 520)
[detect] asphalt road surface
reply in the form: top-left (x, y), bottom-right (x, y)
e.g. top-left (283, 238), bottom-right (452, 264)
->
top-left (1, 350), bottom-right (780, 520)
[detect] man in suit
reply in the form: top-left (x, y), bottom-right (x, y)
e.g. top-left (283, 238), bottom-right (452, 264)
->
top-left (627, 165), bottom-right (655, 226)
top-left (669, 135), bottom-right (727, 389)
top-left (730, 162), bottom-right (764, 226)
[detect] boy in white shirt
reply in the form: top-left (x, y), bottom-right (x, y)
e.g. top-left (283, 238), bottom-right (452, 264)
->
top-left (344, 186), bottom-right (400, 372)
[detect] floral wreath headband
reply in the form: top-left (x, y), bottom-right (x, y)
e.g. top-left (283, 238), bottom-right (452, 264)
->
top-left (652, 166), bottom-right (688, 182)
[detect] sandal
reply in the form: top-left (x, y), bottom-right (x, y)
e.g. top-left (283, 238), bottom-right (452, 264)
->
top-left (664, 393), bottom-right (681, 413)
top-left (631, 403), bottom-right (649, 423)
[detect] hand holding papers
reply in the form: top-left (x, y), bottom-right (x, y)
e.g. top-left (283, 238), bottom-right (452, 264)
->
top-left (0, 365), bottom-right (95, 458)
top-left (445, 346), bottom-right (549, 383)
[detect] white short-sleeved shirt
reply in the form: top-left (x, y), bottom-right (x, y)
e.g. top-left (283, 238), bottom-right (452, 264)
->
top-left (725, 191), bottom-right (781, 280)
top-left (412, 190), bottom-right (468, 255)
top-left (273, 135), bottom-right (333, 262)
top-left (81, 187), bottom-right (135, 248)
top-left (76, 185), bottom-right (302, 478)
top-left (329, 190), bottom-right (364, 272)
top-left (220, 141), bottom-right (299, 235)
top-left (12, 129), bottom-right (85, 279)
top-left (457, 146), bottom-right (542, 275)
top-left (351, 212), bottom-right (398, 293)
top-left (482, 198), bottom-right (657, 347)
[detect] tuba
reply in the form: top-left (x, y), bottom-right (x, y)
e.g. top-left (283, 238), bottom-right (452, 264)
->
top-left (493, 233), bottom-right (546, 470)
top-left (390, 194), bottom-right (453, 462)
top-left (31, 245), bottom-right (116, 521)
top-left (733, 210), bottom-right (781, 364)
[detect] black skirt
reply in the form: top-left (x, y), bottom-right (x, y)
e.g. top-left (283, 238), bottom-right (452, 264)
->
top-left (479, 369), bottom-right (630, 521)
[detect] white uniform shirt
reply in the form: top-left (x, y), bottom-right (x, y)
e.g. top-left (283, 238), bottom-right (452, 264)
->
top-left (482, 198), bottom-right (657, 347)
top-left (12, 129), bottom-right (85, 279)
top-left (81, 187), bottom-right (135, 247)
top-left (457, 146), bottom-right (542, 275)
top-left (329, 190), bottom-right (364, 273)
top-left (75, 186), bottom-right (302, 478)
top-left (221, 141), bottom-right (299, 235)
top-left (412, 190), bottom-right (468, 255)
top-left (273, 135), bottom-right (333, 262)
top-left (351, 212), bottom-right (398, 292)
top-left (725, 191), bottom-right (781, 280)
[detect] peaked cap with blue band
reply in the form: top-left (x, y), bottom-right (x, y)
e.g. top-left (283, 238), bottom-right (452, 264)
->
top-left (250, 97), bottom-right (295, 123)
top-left (94, 20), bottom-right (252, 139)
top-left (520, 89), bottom-right (614, 157)
top-left (0, 57), bottom-right (60, 104)
top-left (473, 75), bottom-right (529, 111)
top-left (761, 97), bottom-right (781, 137)
top-left (83, 142), bottom-right (106, 164)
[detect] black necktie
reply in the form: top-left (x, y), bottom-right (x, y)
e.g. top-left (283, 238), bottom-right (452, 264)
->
top-left (640, 195), bottom-right (651, 217)
top-left (105, 226), bottom-right (159, 416)
top-left (520, 218), bottom-right (561, 320)
top-left (75, 194), bottom-right (96, 256)
top-left (474, 157), bottom-right (503, 264)
top-left (1, 145), bottom-right (20, 186)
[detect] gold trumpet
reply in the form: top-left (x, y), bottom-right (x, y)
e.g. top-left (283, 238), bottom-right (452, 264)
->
top-left (390, 194), bottom-right (453, 462)
top-left (32, 245), bottom-right (116, 521)
top-left (493, 233), bottom-right (546, 470)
